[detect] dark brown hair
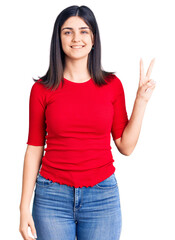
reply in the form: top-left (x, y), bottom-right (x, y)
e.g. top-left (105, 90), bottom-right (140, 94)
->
top-left (33, 5), bottom-right (116, 90)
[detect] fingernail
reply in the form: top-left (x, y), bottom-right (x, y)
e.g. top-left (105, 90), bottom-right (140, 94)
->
top-left (34, 233), bottom-right (37, 238)
top-left (150, 80), bottom-right (156, 84)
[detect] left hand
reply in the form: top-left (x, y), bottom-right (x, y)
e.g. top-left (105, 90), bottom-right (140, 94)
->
top-left (136, 58), bottom-right (156, 103)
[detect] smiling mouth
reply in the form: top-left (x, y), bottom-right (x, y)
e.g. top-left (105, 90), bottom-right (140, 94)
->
top-left (70, 45), bottom-right (85, 49)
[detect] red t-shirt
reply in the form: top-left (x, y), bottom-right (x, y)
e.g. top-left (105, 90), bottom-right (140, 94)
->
top-left (26, 74), bottom-right (129, 188)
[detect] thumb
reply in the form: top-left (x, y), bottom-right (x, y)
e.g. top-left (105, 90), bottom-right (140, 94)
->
top-left (142, 79), bottom-right (154, 92)
top-left (29, 217), bottom-right (37, 239)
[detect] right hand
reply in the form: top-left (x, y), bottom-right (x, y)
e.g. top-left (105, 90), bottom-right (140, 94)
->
top-left (19, 208), bottom-right (37, 239)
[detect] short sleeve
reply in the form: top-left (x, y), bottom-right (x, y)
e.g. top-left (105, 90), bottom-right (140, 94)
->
top-left (26, 82), bottom-right (46, 146)
top-left (111, 76), bottom-right (129, 141)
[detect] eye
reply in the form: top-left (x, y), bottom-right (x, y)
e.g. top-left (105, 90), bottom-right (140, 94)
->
top-left (64, 31), bottom-right (71, 35)
top-left (63, 30), bottom-right (89, 35)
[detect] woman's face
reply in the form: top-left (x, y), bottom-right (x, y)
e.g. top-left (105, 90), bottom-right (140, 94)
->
top-left (60, 16), bottom-right (94, 60)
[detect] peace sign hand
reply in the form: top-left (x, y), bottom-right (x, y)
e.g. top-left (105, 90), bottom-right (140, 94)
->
top-left (136, 58), bottom-right (156, 103)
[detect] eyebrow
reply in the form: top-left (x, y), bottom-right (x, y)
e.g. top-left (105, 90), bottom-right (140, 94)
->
top-left (61, 27), bottom-right (90, 31)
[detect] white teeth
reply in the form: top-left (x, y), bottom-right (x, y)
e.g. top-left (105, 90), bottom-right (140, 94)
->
top-left (71, 46), bottom-right (84, 48)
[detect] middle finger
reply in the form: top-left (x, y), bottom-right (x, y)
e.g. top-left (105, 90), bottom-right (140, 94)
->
top-left (146, 58), bottom-right (155, 79)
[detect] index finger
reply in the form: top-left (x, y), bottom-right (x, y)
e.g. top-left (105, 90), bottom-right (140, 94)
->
top-left (146, 58), bottom-right (155, 79)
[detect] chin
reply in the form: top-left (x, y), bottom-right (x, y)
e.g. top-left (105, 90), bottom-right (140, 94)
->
top-left (66, 52), bottom-right (90, 59)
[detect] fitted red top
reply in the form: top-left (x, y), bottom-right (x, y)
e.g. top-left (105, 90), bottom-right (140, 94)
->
top-left (26, 74), bottom-right (129, 188)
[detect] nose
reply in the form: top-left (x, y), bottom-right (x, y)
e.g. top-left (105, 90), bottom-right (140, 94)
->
top-left (72, 32), bottom-right (81, 42)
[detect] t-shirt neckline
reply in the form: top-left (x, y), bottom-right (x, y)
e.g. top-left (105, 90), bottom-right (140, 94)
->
top-left (63, 77), bottom-right (92, 84)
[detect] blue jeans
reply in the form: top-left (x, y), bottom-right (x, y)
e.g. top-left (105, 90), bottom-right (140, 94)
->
top-left (32, 173), bottom-right (122, 240)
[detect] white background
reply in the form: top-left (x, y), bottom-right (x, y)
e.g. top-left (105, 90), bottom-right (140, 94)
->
top-left (0, 0), bottom-right (175, 239)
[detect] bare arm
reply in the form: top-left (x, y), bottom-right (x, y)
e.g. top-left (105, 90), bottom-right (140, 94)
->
top-left (114, 58), bottom-right (156, 156)
top-left (115, 97), bottom-right (147, 155)
top-left (19, 145), bottom-right (44, 211)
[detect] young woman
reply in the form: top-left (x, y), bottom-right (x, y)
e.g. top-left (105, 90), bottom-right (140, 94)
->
top-left (19, 5), bottom-right (156, 240)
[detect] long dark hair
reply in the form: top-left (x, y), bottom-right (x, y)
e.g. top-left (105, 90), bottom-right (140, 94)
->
top-left (33, 5), bottom-right (116, 90)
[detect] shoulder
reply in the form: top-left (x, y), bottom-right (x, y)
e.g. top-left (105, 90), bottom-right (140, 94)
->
top-left (31, 79), bottom-right (45, 89)
top-left (29, 79), bottom-right (49, 106)
top-left (105, 74), bottom-right (124, 94)
top-left (30, 79), bottom-right (48, 96)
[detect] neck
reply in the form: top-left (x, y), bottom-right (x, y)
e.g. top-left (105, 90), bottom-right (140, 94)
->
top-left (63, 56), bottom-right (91, 81)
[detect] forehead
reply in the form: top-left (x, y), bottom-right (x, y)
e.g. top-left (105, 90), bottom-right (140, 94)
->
top-left (61, 16), bottom-right (89, 29)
